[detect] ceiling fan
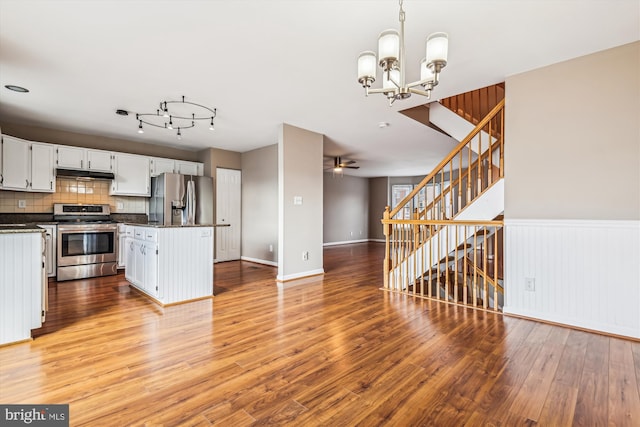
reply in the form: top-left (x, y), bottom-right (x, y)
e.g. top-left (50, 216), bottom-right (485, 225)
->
top-left (326, 156), bottom-right (360, 172)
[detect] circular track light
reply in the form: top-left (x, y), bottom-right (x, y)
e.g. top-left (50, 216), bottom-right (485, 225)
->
top-left (5, 85), bottom-right (29, 93)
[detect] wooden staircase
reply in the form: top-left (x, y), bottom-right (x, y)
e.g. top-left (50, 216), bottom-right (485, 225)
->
top-left (382, 90), bottom-right (505, 312)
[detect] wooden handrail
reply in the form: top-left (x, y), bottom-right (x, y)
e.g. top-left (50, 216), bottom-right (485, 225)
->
top-left (382, 219), bottom-right (504, 226)
top-left (416, 146), bottom-right (498, 220)
top-left (389, 99), bottom-right (505, 218)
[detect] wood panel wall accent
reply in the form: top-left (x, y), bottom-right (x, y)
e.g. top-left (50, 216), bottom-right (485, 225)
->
top-left (504, 219), bottom-right (640, 339)
top-left (439, 83), bottom-right (505, 126)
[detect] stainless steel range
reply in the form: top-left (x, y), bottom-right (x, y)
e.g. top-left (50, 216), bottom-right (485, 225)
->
top-left (54, 203), bottom-right (118, 281)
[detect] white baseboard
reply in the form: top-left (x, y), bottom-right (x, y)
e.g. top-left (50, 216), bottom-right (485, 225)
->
top-left (323, 239), bottom-right (386, 246)
top-left (323, 239), bottom-right (369, 247)
top-left (276, 268), bottom-right (324, 282)
top-left (240, 256), bottom-right (277, 267)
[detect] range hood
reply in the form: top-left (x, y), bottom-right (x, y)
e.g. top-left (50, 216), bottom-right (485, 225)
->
top-left (56, 168), bottom-right (115, 180)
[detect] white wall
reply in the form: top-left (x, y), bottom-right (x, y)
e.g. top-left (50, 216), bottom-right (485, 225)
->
top-left (505, 41), bottom-right (639, 220)
top-left (278, 124), bottom-right (324, 281)
top-left (504, 42), bottom-right (640, 338)
top-left (241, 144), bottom-right (278, 265)
top-left (323, 173), bottom-right (369, 245)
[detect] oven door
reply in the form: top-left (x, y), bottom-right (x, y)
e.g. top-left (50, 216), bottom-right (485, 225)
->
top-left (57, 224), bottom-right (117, 267)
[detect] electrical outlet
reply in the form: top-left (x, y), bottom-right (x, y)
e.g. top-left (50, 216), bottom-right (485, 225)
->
top-left (269, 244), bottom-right (273, 252)
top-left (302, 251), bottom-right (309, 261)
top-left (525, 277), bottom-right (535, 291)
top-left (17, 200), bottom-right (26, 209)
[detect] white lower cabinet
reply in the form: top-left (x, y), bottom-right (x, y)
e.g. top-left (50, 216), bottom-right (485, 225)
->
top-left (144, 241), bottom-right (158, 298)
top-left (124, 226), bottom-right (213, 304)
top-left (117, 224), bottom-right (128, 269)
top-left (133, 239), bottom-right (145, 289)
top-left (0, 230), bottom-right (44, 345)
top-left (124, 236), bottom-right (135, 283)
top-left (38, 224), bottom-right (57, 277)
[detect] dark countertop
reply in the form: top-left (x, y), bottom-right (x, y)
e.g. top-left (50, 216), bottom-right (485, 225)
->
top-left (0, 224), bottom-right (46, 234)
top-left (0, 213), bottom-right (54, 224)
top-left (0, 213), bottom-right (148, 226)
top-left (122, 223), bottom-right (220, 228)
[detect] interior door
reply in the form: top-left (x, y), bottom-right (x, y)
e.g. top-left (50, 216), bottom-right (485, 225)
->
top-left (216, 168), bottom-right (241, 261)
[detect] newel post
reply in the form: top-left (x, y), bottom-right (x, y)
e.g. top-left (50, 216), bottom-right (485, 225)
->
top-left (382, 206), bottom-right (391, 289)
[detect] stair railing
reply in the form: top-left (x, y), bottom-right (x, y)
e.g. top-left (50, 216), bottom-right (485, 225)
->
top-left (382, 99), bottom-right (505, 311)
top-left (387, 99), bottom-right (504, 222)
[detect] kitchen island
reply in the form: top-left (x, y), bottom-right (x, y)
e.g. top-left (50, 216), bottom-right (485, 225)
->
top-left (0, 225), bottom-right (45, 346)
top-left (122, 224), bottom-right (214, 305)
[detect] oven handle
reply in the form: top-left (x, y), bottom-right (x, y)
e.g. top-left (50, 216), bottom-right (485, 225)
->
top-left (58, 225), bottom-right (117, 233)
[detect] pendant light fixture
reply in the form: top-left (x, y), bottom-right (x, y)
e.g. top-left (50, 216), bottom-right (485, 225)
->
top-left (357, 0), bottom-right (449, 106)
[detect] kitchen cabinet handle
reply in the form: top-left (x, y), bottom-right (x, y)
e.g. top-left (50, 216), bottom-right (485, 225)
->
top-left (50, 181), bottom-right (52, 190)
top-left (26, 179), bottom-right (29, 188)
top-left (88, 160), bottom-right (91, 169)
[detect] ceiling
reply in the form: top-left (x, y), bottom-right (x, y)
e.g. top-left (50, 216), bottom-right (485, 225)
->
top-left (1, 1), bottom-right (638, 178)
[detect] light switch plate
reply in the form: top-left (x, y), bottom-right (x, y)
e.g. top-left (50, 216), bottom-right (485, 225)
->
top-left (17, 200), bottom-right (26, 209)
top-left (293, 196), bottom-right (303, 205)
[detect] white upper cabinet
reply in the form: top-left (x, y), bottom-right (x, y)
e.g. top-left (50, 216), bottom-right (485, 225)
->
top-left (86, 149), bottom-right (113, 172)
top-left (176, 160), bottom-right (203, 176)
top-left (56, 146), bottom-right (112, 172)
top-left (1, 135), bottom-right (30, 190)
top-left (110, 153), bottom-right (150, 196)
top-left (1, 135), bottom-right (54, 192)
top-left (56, 146), bottom-right (85, 169)
top-left (150, 157), bottom-right (176, 177)
top-left (2, 135), bottom-right (204, 197)
top-left (30, 143), bottom-right (55, 192)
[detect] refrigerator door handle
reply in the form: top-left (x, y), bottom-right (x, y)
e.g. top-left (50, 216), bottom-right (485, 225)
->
top-left (186, 179), bottom-right (196, 225)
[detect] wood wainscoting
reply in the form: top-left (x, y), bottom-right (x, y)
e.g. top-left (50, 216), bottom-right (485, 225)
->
top-left (0, 243), bottom-right (638, 425)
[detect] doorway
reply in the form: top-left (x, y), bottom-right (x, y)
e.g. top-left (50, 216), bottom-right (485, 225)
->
top-left (216, 168), bottom-right (241, 261)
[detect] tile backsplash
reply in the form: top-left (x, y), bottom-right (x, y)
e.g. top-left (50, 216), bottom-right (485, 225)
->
top-left (0, 178), bottom-right (147, 213)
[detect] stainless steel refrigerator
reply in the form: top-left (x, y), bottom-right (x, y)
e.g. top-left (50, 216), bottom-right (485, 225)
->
top-left (149, 173), bottom-right (214, 226)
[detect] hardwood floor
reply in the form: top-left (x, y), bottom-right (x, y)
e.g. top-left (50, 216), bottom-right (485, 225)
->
top-left (1, 242), bottom-right (639, 426)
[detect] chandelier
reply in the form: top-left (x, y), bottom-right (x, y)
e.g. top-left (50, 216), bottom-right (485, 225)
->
top-left (356, 0), bottom-right (449, 106)
top-left (117, 96), bottom-right (217, 140)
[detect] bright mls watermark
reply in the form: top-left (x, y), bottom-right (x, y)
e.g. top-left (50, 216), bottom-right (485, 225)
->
top-left (1, 405), bottom-right (69, 426)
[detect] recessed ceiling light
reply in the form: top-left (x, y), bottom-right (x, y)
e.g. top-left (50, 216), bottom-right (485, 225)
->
top-left (5, 85), bottom-right (29, 93)
top-left (378, 122), bottom-right (390, 128)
